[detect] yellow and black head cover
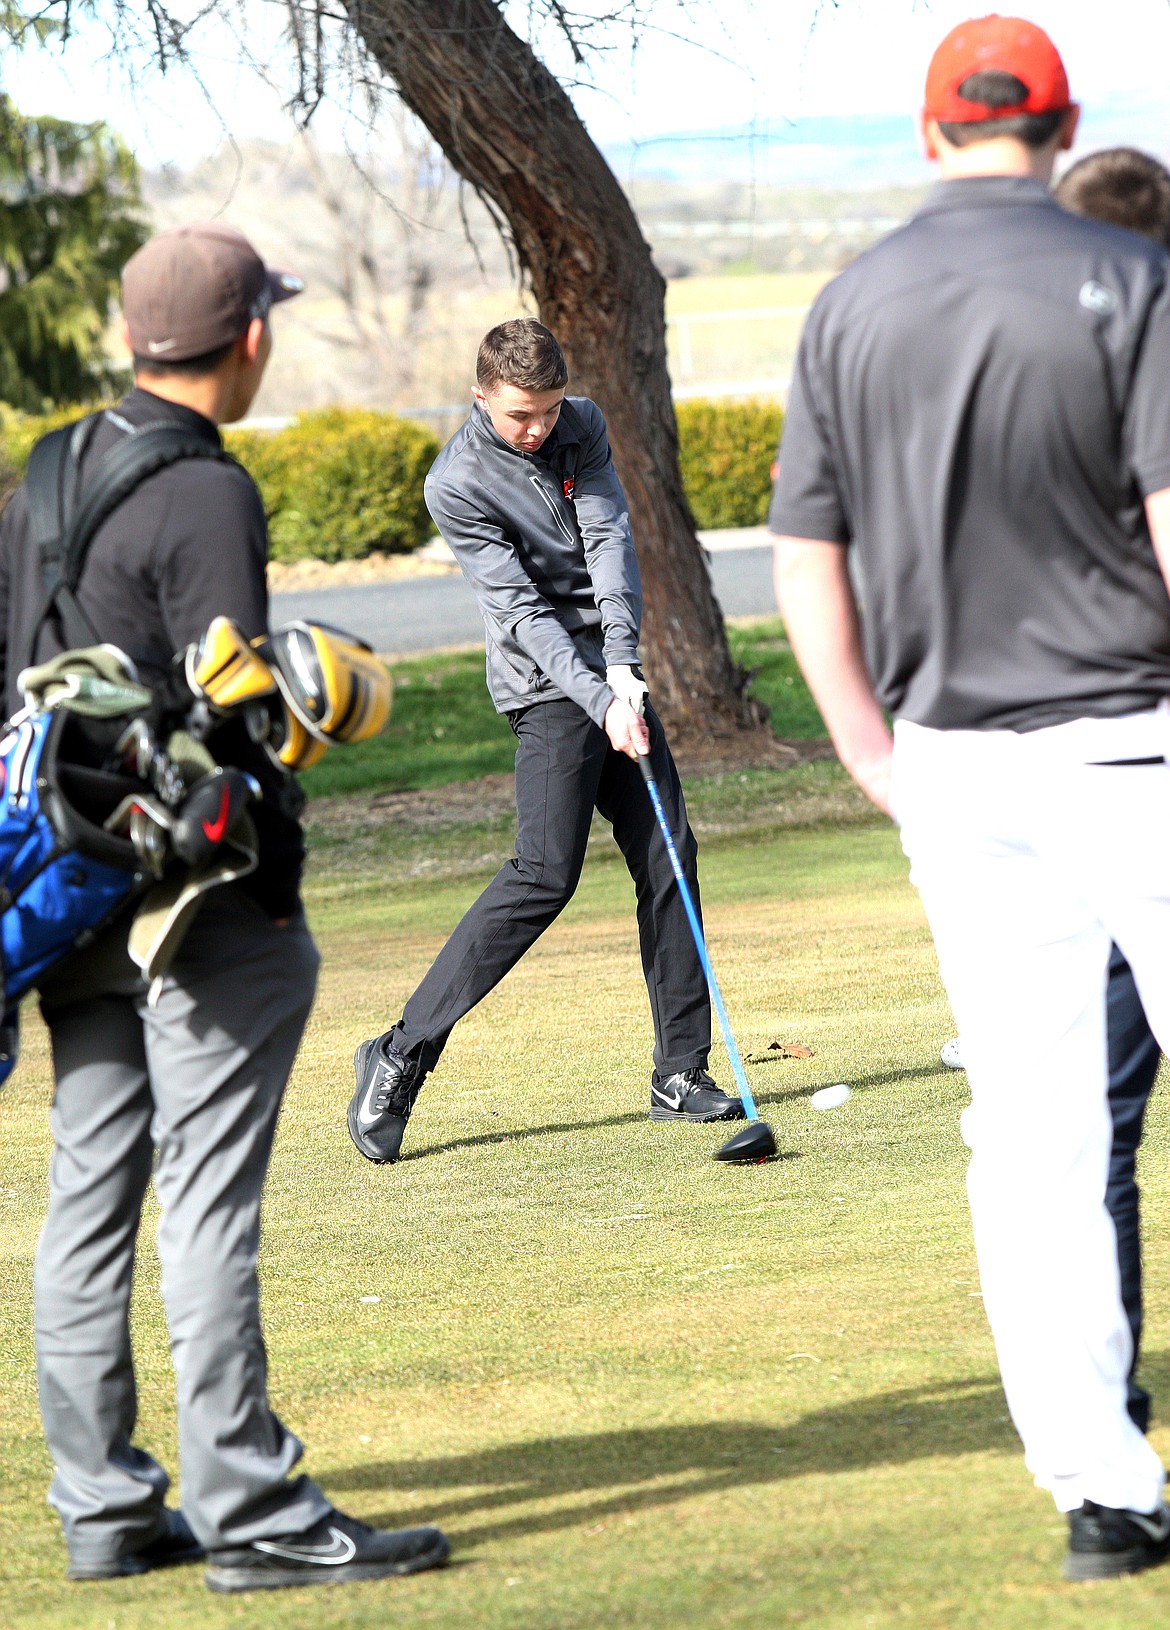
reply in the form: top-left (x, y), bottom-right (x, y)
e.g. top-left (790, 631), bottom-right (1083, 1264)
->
top-left (186, 617), bottom-right (278, 711)
top-left (259, 622), bottom-right (392, 746)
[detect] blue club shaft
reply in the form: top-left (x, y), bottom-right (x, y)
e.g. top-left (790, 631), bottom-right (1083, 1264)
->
top-left (638, 756), bottom-right (761, 1123)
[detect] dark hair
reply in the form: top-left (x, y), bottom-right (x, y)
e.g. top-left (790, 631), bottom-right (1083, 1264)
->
top-left (1054, 148), bottom-right (1170, 248)
top-left (476, 319), bottom-right (568, 393)
top-left (132, 339), bottom-right (236, 379)
top-left (937, 70), bottom-right (1064, 150)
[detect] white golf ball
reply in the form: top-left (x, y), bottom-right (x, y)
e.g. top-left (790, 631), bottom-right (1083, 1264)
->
top-left (810, 1083), bottom-right (851, 1111)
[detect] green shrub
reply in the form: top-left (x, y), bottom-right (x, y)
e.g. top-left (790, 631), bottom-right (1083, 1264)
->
top-left (675, 398), bottom-right (783, 530)
top-left (0, 402), bottom-right (106, 477)
top-left (228, 408), bottom-right (439, 562)
top-left (2, 397), bottom-right (782, 550)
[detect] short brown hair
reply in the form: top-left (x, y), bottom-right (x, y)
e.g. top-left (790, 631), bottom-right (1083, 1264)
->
top-left (133, 340), bottom-right (236, 380)
top-left (1054, 148), bottom-right (1170, 249)
top-left (476, 319), bottom-right (568, 393)
top-left (937, 71), bottom-right (1064, 151)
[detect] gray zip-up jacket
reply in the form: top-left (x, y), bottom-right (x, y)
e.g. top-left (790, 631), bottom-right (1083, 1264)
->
top-left (424, 396), bottom-right (642, 725)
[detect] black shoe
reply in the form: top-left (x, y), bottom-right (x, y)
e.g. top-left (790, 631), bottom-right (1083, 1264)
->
top-left (347, 1033), bottom-right (426, 1164)
top-left (649, 1067), bottom-right (745, 1122)
top-left (68, 1508), bottom-right (204, 1580)
top-left (205, 1508), bottom-right (449, 1593)
top-left (1064, 1499), bottom-right (1170, 1581)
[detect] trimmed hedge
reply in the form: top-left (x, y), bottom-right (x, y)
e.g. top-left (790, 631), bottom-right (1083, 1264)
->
top-left (675, 398), bottom-right (783, 530)
top-left (227, 409), bottom-right (439, 562)
top-left (0, 404), bottom-right (440, 562)
top-left (0, 402), bottom-right (105, 474)
top-left (1, 397), bottom-right (782, 549)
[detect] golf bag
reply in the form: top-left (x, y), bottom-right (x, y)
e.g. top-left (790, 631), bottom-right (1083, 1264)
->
top-left (0, 414), bottom-right (394, 1087)
top-left (0, 416), bottom-right (242, 1086)
top-left (0, 707), bottom-right (148, 1080)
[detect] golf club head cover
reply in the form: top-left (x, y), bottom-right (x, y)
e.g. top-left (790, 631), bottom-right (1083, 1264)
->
top-left (256, 621), bottom-right (392, 745)
top-left (128, 811), bottom-right (259, 984)
top-left (259, 698), bottom-right (328, 773)
top-left (170, 766), bottom-right (258, 867)
top-left (185, 617), bottom-right (278, 712)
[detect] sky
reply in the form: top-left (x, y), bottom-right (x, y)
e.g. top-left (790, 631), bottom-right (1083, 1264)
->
top-left (5, 0), bottom-right (1170, 169)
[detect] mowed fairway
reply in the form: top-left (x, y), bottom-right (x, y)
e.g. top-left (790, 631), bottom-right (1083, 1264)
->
top-left (2, 800), bottom-right (1169, 1628)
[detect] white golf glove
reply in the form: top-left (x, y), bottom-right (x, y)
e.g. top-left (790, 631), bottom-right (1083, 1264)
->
top-left (606, 663), bottom-right (648, 716)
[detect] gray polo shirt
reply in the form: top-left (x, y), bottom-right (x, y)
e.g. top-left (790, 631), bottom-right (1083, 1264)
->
top-left (769, 175), bottom-right (1170, 731)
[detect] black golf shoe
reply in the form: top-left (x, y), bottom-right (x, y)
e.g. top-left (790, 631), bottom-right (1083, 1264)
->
top-left (68, 1508), bottom-right (204, 1580)
top-left (205, 1508), bottom-right (449, 1593)
top-left (649, 1067), bottom-right (745, 1122)
top-left (1063, 1499), bottom-right (1170, 1581)
top-left (347, 1032), bottom-right (427, 1164)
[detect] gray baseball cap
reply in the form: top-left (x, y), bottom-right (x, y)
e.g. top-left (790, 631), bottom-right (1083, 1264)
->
top-left (122, 222), bottom-right (304, 362)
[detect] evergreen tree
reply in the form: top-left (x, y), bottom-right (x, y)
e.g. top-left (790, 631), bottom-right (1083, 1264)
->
top-left (0, 92), bottom-right (147, 410)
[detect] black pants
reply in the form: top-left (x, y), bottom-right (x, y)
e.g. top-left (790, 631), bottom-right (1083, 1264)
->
top-left (1106, 943), bottom-right (1162, 1433)
top-left (395, 698), bottom-right (711, 1077)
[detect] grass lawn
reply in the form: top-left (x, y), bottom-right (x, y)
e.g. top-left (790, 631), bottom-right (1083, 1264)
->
top-left (301, 616), bottom-right (823, 800)
top-left (2, 774), bottom-right (1169, 1628)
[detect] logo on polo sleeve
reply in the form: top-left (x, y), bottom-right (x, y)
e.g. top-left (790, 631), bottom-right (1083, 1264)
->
top-left (1079, 280), bottom-right (1119, 317)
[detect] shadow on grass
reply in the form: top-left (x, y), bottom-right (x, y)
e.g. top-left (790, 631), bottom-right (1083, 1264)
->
top-left (405, 1059), bottom-right (949, 1157)
top-left (404, 1111), bottom-right (644, 1160)
top-left (754, 1061), bottom-right (953, 1108)
top-left (327, 1375), bottom-right (1017, 1548)
top-left (405, 1114), bottom-right (801, 1162)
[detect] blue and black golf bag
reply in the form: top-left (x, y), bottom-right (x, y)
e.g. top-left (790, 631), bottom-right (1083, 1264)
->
top-left (0, 414), bottom-right (244, 1086)
top-left (0, 707), bottom-right (153, 1083)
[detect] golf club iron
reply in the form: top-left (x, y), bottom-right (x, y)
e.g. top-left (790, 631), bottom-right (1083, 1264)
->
top-left (636, 752), bottom-right (778, 1163)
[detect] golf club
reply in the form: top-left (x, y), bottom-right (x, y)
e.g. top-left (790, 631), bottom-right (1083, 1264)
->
top-left (636, 751), bottom-right (778, 1163)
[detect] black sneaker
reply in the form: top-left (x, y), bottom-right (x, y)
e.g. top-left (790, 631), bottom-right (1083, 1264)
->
top-left (649, 1067), bottom-right (745, 1122)
top-left (347, 1032), bottom-right (426, 1164)
top-left (68, 1508), bottom-right (204, 1580)
top-left (205, 1508), bottom-right (449, 1593)
top-left (1064, 1499), bottom-right (1170, 1581)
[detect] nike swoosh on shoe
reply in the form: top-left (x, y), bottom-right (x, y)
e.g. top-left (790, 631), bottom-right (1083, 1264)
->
top-left (357, 1075), bottom-right (384, 1128)
top-left (252, 1527), bottom-right (357, 1565)
top-left (1129, 1509), bottom-right (1170, 1543)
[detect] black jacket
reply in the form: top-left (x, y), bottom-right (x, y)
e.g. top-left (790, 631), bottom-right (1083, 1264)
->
top-left (0, 387), bottom-right (304, 917)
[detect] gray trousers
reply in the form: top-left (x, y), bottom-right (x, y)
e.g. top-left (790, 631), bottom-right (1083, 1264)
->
top-left (34, 887), bottom-right (331, 1567)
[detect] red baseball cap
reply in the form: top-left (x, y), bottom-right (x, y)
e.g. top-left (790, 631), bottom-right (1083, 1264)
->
top-left (924, 14), bottom-right (1070, 124)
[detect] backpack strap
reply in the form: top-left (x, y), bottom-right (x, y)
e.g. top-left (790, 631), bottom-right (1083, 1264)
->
top-left (19, 418), bottom-right (232, 676)
top-left (24, 415), bottom-right (103, 595)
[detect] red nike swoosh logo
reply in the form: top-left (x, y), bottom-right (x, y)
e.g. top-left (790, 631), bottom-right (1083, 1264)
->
top-left (201, 784), bottom-right (231, 844)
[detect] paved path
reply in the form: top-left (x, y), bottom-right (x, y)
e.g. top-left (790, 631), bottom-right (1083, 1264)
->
top-left (271, 530), bottom-right (775, 655)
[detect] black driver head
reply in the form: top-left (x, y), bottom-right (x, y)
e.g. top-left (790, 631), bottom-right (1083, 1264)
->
top-left (713, 1120), bottom-right (778, 1164)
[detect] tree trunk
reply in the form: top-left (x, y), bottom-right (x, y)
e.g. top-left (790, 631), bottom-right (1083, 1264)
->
top-left (349, 0), bottom-right (767, 739)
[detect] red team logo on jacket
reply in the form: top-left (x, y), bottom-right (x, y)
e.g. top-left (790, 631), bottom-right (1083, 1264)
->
top-left (563, 476), bottom-right (575, 502)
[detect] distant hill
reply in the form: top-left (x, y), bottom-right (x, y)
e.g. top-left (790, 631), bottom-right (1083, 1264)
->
top-left (604, 93), bottom-right (1170, 188)
top-left (141, 138), bottom-right (924, 415)
top-left (139, 96), bottom-right (1168, 416)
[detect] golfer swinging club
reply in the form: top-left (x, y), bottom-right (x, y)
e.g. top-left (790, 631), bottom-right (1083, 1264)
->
top-left (348, 319), bottom-right (744, 1164)
top-left (772, 14), bottom-right (1170, 1582)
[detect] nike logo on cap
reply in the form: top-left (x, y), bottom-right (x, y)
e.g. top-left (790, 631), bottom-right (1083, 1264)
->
top-left (146, 337), bottom-right (178, 353)
top-left (253, 1526), bottom-right (357, 1565)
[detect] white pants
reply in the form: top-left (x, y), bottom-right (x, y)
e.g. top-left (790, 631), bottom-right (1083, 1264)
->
top-left (891, 708), bottom-right (1170, 1515)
